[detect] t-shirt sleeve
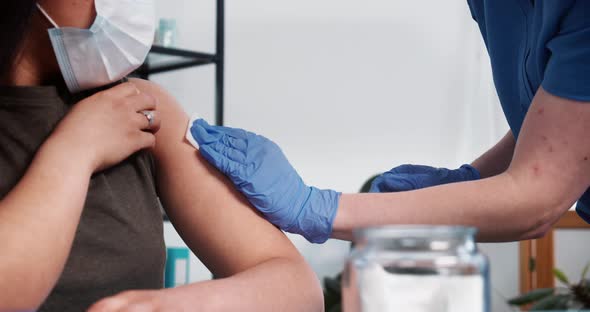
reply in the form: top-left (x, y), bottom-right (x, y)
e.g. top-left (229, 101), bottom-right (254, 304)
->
top-left (542, 1), bottom-right (590, 102)
top-left (465, 0), bottom-right (478, 22)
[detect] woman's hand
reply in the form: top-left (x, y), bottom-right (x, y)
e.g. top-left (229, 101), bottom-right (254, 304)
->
top-left (48, 82), bottom-right (160, 173)
top-left (190, 119), bottom-right (340, 243)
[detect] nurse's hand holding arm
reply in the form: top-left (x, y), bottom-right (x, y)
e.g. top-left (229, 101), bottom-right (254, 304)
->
top-left (191, 119), bottom-right (340, 243)
top-left (190, 120), bottom-right (502, 241)
top-left (189, 119), bottom-right (510, 242)
top-left (192, 87), bottom-right (590, 243)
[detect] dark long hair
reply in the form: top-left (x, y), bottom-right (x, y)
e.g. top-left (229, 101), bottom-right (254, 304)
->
top-left (0, 1), bottom-right (37, 80)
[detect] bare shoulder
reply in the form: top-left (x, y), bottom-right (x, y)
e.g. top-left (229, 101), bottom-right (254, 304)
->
top-left (129, 78), bottom-right (191, 153)
top-left (129, 78), bottom-right (187, 122)
top-left (128, 78), bottom-right (217, 189)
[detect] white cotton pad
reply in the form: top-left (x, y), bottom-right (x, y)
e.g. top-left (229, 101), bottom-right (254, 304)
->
top-left (185, 114), bottom-right (201, 150)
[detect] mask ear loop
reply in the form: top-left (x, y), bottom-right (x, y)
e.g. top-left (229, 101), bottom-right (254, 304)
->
top-left (36, 4), bottom-right (60, 28)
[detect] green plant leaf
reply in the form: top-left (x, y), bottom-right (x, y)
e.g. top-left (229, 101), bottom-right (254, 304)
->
top-left (554, 268), bottom-right (571, 285)
top-left (508, 288), bottom-right (554, 306)
top-left (529, 294), bottom-right (571, 311)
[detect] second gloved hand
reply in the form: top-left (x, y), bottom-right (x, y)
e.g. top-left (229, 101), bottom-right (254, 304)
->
top-left (370, 164), bottom-right (481, 193)
top-left (190, 119), bottom-right (340, 243)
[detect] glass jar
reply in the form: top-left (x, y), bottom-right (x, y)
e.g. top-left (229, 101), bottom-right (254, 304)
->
top-left (342, 226), bottom-right (489, 312)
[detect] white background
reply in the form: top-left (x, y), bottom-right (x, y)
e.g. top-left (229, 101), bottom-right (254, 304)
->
top-left (152, 0), bottom-right (590, 311)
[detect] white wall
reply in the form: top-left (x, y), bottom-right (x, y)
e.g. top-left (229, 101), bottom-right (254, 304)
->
top-left (555, 230), bottom-right (590, 286)
top-left (153, 0), bottom-right (533, 311)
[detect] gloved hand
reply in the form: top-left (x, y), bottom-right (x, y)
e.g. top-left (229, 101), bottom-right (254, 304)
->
top-left (190, 119), bottom-right (340, 243)
top-left (370, 164), bottom-right (481, 193)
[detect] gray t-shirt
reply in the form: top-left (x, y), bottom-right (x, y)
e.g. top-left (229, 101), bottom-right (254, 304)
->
top-left (0, 84), bottom-right (166, 311)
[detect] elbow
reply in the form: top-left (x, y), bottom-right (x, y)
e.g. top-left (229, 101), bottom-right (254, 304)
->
top-left (248, 255), bottom-right (324, 312)
top-left (515, 194), bottom-right (572, 241)
top-left (280, 257), bottom-right (323, 312)
top-left (522, 222), bottom-right (553, 240)
top-left (503, 170), bottom-right (576, 241)
top-left (312, 281), bottom-right (325, 312)
top-left (294, 259), bottom-right (324, 312)
top-left (308, 284), bottom-right (325, 312)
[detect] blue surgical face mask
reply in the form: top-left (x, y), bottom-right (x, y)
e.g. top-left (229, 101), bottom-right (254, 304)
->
top-left (37, 0), bottom-right (156, 93)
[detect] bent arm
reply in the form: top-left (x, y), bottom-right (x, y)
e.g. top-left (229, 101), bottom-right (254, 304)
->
top-left (0, 138), bottom-right (92, 310)
top-left (334, 88), bottom-right (590, 242)
top-left (471, 130), bottom-right (515, 178)
top-left (133, 79), bottom-right (323, 311)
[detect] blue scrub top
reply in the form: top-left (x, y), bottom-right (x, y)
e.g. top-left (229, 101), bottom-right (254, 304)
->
top-left (466, 0), bottom-right (590, 222)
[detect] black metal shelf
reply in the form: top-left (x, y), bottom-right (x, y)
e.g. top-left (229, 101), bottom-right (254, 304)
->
top-left (134, 0), bottom-right (225, 126)
top-left (150, 45), bottom-right (217, 60)
top-left (141, 46), bottom-right (216, 75)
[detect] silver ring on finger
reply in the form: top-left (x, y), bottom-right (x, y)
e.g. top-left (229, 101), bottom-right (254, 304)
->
top-left (141, 110), bottom-right (155, 127)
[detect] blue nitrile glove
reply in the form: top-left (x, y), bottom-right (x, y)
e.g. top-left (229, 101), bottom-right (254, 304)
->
top-left (190, 119), bottom-right (341, 244)
top-left (370, 164), bottom-right (481, 193)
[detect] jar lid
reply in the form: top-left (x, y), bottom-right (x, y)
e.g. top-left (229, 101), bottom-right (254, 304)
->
top-left (353, 225), bottom-right (477, 243)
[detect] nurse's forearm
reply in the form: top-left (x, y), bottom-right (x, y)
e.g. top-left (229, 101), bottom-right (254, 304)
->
top-left (164, 257), bottom-right (322, 311)
top-left (333, 89), bottom-right (590, 243)
top-left (333, 131), bottom-right (516, 240)
top-left (0, 138), bottom-right (92, 310)
top-left (471, 130), bottom-right (515, 178)
top-left (332, 172), bottom-right (566, 242)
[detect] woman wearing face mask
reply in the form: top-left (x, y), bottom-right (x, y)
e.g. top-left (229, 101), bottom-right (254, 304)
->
top-left (190, 0), bottom-right (590, 244)
top-left (0, 1), bottom-right (322, 311)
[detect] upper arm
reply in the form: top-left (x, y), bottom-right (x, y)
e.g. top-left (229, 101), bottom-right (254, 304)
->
top-left (512, 1), bottom-right (590, 221)
top-left (507, 88), bottom-right (590, 224)
top-left (508, 3), bottom-right (590, 227)
top-left (130, 79), bottom-right (303, 277)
